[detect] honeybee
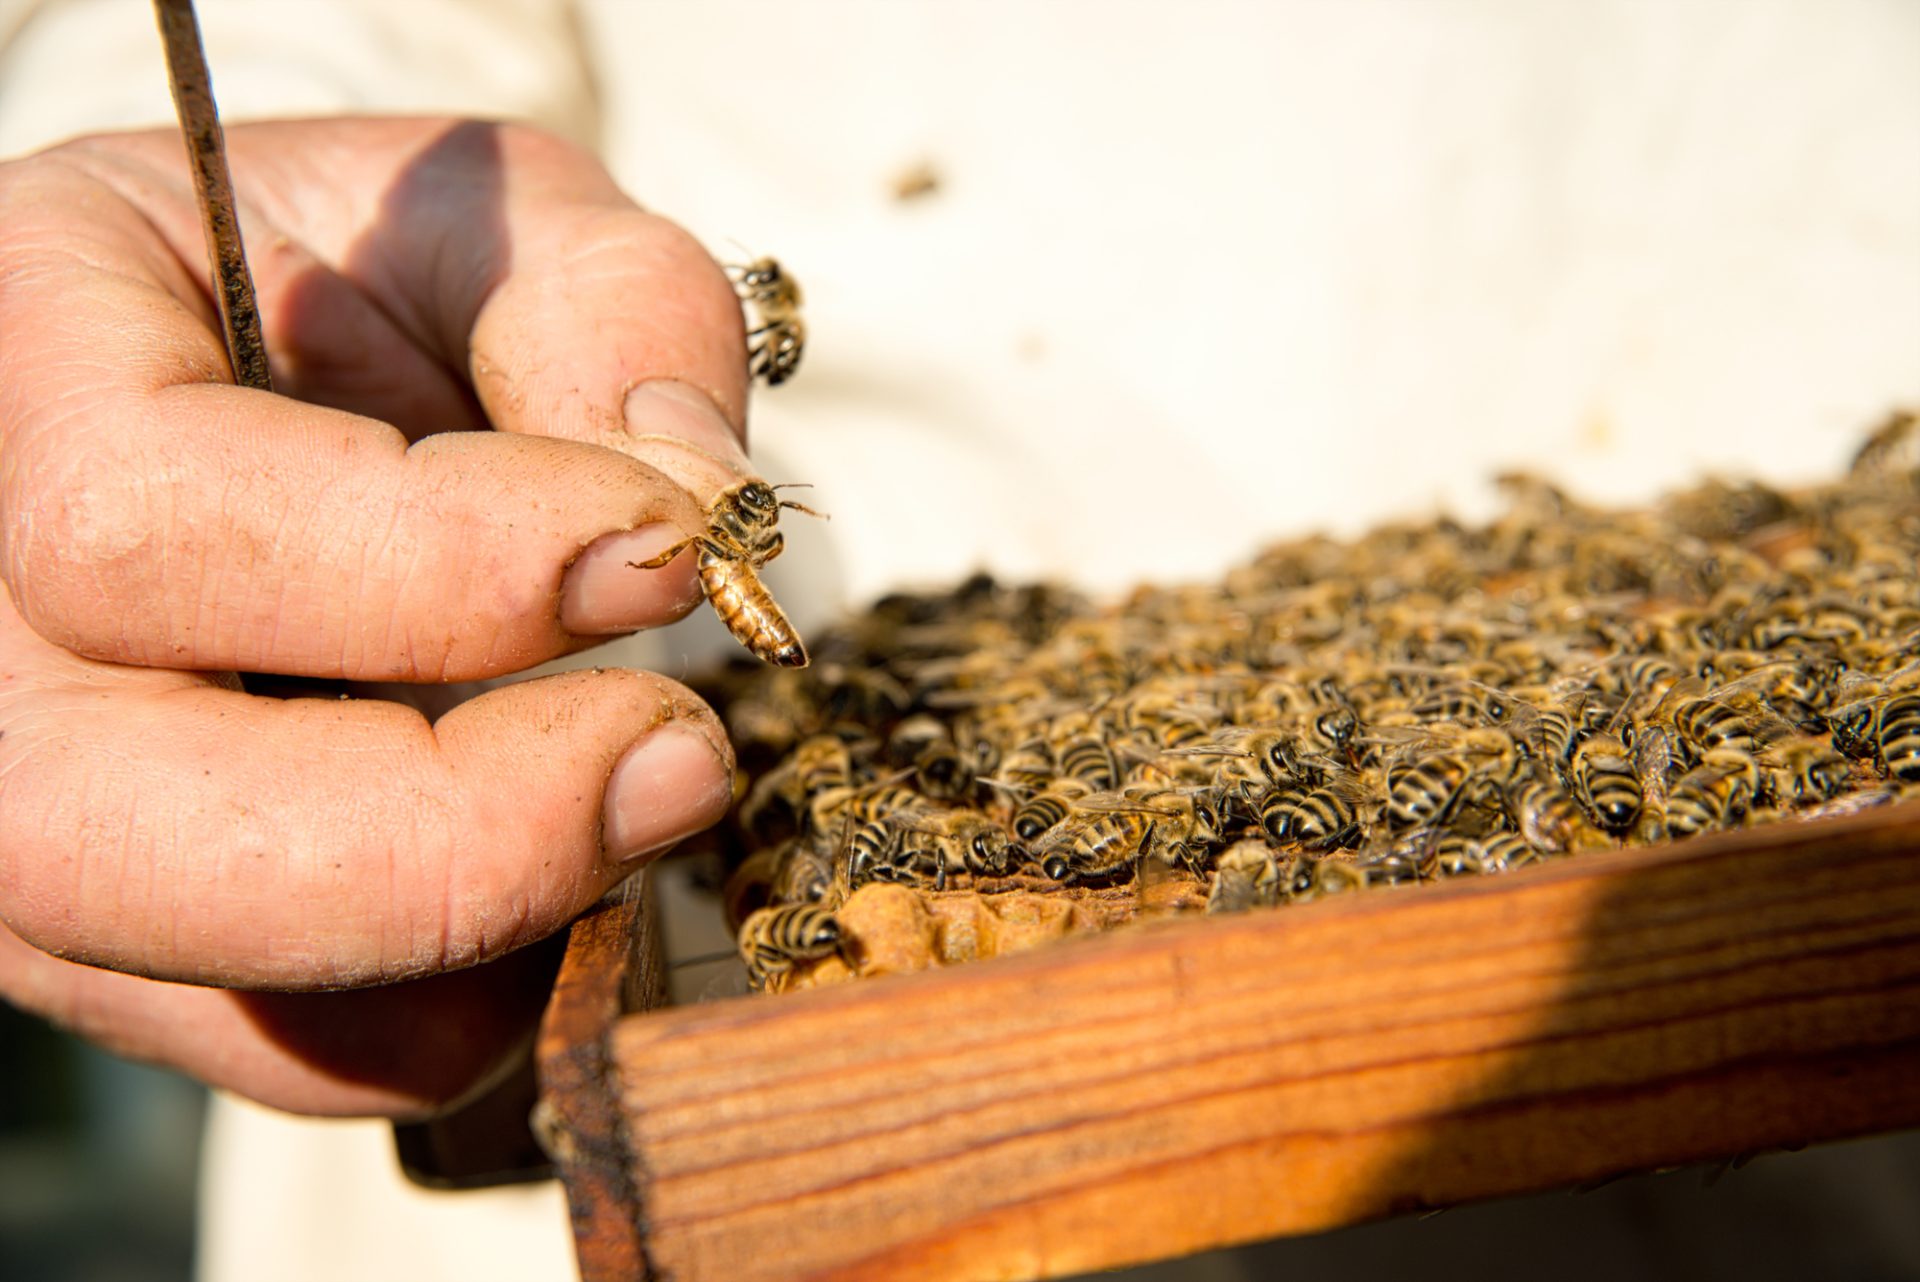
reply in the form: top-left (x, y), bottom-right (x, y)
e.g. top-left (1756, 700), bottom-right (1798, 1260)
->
top-left (1664, 749), bottom-right (1760, 839)
top-left (1470, 832), bottom-right (1537, 873)
top-left (1055, 733), bottom-right (1121, 790)
top-left (1505, 762), bottom-right (1612, 855)
top-left (887, 715), bottom-right (976, 802)
top-left (730, 257), bottom-right (806, 386)
top-left (986, 737), bottom-right (1056, 793)
top-left (1036, 788), bottom-right (1221, 882)
top-left (895, 811), bottom-right (1023, 887)
top-left (1384, 751), bottom-right (1480, 832)
top-left (843, 817), bottom-right (903, 887)
top-left (1174, 727), bottom-right (1325, 816)
top-left (737, 903), bottom-right (842, 988)
top-left (1879, 693), bottom-right (1920, 783)
top-left (1569, 733), bottom-right (1642, 834)
top-left (1205, 840), bottom-right (1285, 914)
top-left (1761, 736), bottom-right (1853, 807)
top-left (1010, 778), bottom-right (1094, 842)
top-left (740, 732), bottom-right (853, 840)
top-left (1671, 691), bottom-right (1792, 757)
top-left (1848, 408), bottom-right (1918, 474)
top-left (1258, 774), bottom-right (1370, 851)
top-left (772, 841), bottom-right (837, 906)
top-left (810, 777), bottom-right (928, 860)
top-left (632, 480), bottom-right (826, 667)
top-left (1285, 854), bottom-right (1369, 903)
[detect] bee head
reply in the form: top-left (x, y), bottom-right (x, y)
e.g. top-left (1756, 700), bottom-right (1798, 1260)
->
top-left (971, 831), bottom-right (1013, 873)
top-left (736, 481), bottom-right (780, 515)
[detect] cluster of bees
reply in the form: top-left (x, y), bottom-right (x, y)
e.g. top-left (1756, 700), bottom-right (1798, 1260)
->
top-left (700, 414), bottom-right (1920, 992)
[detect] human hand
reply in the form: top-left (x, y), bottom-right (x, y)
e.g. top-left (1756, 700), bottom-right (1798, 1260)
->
top-left (0, 118), bottom-right (756, 1118)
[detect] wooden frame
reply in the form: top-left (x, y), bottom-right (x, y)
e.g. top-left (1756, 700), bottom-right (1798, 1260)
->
top-left (537, 800), bottom-right (1920, 1282)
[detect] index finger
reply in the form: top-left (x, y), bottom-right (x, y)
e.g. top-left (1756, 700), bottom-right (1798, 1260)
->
top-left (0, 120), bottom-right (751, 676)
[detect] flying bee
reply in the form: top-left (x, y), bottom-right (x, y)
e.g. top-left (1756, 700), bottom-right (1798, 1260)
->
top-left (1664, 749), bottom-right (1760, 839)
top-left (737, 903), bottom-right (842, 989)
top-left (729, 256), bottom-right (806, 386)
top-left (631, 479), bottom-right (826, 667)
top-left (1757, 735), bottom-right (1852, 808)
top-left (1570, 733), bottom-right (1643, 834)
top-left (1205, 839), bottom-right (1285, 914)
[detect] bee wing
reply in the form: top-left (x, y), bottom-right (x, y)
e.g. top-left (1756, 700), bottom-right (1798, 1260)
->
top-left (1368, 724), bottom-right (1464, 761)
top-left (1626, 673), bottom-right (1710, 731)
top-left (1319, 767), bottom-right (1381, 804)
top-left (1071, 796), bottom-right (1182, 817)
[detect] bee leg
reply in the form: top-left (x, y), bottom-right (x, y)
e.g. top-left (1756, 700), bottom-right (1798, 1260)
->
top-left (626, 536), bottom-right (697, 570)
top-left (758, 531), bottom-right (785, 564)
top-left (778, 500), bottom-right (828, 520)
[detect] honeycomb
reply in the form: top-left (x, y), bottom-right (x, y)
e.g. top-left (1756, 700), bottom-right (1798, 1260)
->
top-left (699, 414), bottom-right (1920, 992)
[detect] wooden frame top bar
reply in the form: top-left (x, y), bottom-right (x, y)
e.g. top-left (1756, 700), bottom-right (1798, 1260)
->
top-left (543, 801), bottom-right (1920, 1282)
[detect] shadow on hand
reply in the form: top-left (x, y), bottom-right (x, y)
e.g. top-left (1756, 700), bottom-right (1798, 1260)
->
top-left (231, 931), bottom-right (565, 1120)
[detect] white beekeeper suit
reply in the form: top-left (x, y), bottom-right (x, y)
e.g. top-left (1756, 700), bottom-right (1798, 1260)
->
top-left (2, 2), bottom-right (1916, 1280)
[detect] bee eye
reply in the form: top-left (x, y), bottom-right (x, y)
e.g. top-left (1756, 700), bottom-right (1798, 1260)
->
top-left (972, 834), bottom-right (993, 860)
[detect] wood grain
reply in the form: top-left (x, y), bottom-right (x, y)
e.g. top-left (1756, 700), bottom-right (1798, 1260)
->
top-left (537, 877), bottom-right (666, 1282)
top-left (606, 801), bottom-right (1920, 1282)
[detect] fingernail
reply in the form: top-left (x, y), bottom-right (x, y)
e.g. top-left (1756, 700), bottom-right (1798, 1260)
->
top-left (561, 524), bottom-right (703, 635)
top-left (603, 722), bottom-right (735, 864)
top-left (623, 381), bottom-right (755, 494)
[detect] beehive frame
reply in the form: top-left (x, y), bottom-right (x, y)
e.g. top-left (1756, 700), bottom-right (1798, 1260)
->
top-left (535, 797), bottom-right (1920, 1282)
